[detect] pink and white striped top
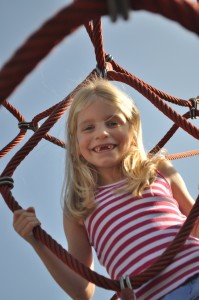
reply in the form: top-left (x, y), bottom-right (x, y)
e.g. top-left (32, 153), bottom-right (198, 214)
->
top-left (84, 172), bottom-right (199, 299)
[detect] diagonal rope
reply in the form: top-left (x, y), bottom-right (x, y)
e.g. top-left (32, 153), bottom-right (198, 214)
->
top-left (0, 0), bottom-right (199, 105)
top-left (0, 1), bottom-right (199, 299)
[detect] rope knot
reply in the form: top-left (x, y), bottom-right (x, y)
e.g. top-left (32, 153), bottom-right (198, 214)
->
top-left (18, 121), bottom-right (39, 131)
top-left (0, 176), bottom-right (14, 189)
top-left (96, 54), bottom-right (114, 79)
top-left (189, 97), bottom-right (198, 119)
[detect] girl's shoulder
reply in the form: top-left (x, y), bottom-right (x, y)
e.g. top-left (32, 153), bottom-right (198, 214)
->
top-left (156, 159), bottom-right (174, 185)
top-left (156, 159), bottom-right (195, 216)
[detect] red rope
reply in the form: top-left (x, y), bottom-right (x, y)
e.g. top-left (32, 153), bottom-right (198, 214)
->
top-left (0, 0), bottom-right (199, 298)
top-left (0, 0), bottom-right (199, 105)
top-left (1, 72), bottom-right (97, 178)
top-left (150, 111), bottom-right (199, 155)
top-left (111, 59), bottom-right (192, 107)
top-left (108, 71), bottom-right (199, 139)
top-left (1, 185), bottom-right (198, 294)
top-left (167, 148), bottom-right (199, 160)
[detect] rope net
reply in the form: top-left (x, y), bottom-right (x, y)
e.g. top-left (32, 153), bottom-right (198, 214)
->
top-left (0, 1), bottom-right (199, 299)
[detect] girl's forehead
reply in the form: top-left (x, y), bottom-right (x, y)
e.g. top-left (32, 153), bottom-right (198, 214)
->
top-left (83, 97), bottom-right (114, 109)
top-left (77, 99), bottom-right (123, 125)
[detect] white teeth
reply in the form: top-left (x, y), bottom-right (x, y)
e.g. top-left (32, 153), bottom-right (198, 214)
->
top-left (94, 145), bottom-right (114, 152)
top-left (95, 146), bottom-right (101, 153)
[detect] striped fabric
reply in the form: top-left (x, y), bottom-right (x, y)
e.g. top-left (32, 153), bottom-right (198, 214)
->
top-left (84, 172), bottom-right (199, 299)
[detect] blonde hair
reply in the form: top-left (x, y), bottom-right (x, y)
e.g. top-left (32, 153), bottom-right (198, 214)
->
top-left (63, 78), bottom-right (165, 220)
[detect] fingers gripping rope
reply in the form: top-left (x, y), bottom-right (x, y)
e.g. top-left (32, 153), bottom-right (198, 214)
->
top-left (120, 276), bottom-right (136, 300)
top-left (107, 0), bottom-right (130, 22)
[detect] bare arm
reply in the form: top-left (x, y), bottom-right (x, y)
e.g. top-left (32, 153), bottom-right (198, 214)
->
top-left (13, 207), bottom-right (95, 300)
top-left (158, 160), bottom-right (199, 238)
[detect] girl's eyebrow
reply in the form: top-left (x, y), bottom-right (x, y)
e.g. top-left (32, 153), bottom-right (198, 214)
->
top-left (78, 119), bottom-right (95, 127)
top-left (78, 114), bottom-right (116, 127)
top-left (105, 114), bottom-right (121, 121)
top-left (106, 113), bottom-right (126, 122)
top-left (78, 113), bottom-right (123, 127)
top-left (105, 114), bottom-right (116, 121)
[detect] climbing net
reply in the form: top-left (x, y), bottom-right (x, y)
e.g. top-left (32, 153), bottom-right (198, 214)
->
top-left (0, 1), bottom-right (199, 299)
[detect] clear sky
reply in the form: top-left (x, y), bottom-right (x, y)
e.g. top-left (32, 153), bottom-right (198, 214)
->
top-left (0, 1), bottom-right (198, 300)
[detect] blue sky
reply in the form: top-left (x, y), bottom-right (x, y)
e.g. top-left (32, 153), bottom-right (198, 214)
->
top-left (0, 1), bottom-right (198, 300)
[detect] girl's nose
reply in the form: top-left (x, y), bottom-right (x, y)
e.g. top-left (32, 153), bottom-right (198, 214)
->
top-left (95, 126), bottom-right (109, 140)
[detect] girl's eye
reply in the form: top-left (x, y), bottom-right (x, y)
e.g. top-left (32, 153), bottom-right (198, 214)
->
top-left (107, 121), bottom-right (119, 127)
top-left (83, 125), bottom-right (94, 131)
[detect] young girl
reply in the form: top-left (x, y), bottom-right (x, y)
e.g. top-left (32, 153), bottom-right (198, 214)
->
top-left (13, 78), bottom-right (199, 300)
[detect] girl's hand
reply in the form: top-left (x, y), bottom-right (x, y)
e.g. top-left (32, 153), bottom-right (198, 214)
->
top-left (13, 207), bottom-right (41, 245)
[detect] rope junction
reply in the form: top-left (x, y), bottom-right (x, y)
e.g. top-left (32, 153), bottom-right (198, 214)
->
top-left (0, 1), bottom-right (199, 299)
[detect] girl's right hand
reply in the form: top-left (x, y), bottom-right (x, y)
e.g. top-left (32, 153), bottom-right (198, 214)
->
top-left (13, 207), bottom-right (41, 245)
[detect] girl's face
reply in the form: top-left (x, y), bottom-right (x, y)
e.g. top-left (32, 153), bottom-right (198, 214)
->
top-left (76, 97), bottom-right (133, 184)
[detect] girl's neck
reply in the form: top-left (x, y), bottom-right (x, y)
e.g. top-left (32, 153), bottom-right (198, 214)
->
top-left (97, 168), bottom-right (125, 186)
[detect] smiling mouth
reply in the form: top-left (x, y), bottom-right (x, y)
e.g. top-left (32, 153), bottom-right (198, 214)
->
top-left (92, 144), bottom-right (116, 153)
